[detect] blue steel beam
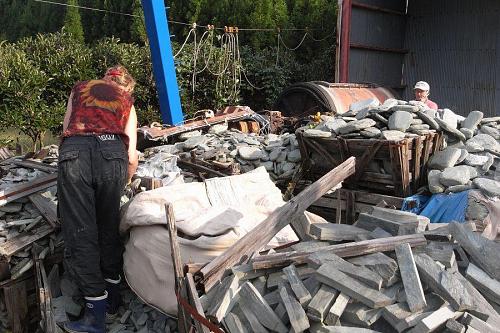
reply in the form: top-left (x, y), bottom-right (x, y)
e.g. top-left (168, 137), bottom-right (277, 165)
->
top-left (142, 0), bottom-right (184, 125)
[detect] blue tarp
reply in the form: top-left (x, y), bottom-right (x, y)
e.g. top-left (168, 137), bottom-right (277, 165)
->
top-left (402, 191), bottom-right (469, 223)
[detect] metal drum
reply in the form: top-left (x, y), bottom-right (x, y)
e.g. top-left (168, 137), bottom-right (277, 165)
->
top-left (274, 82), bottom-right (397, 117)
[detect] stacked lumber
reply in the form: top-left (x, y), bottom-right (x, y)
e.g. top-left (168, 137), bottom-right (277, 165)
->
top-left (184, 195), bottom-right (500, 332)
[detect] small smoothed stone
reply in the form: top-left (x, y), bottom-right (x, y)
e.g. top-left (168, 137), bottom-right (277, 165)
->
top-left (322, 119), bottom-right (347, 134)
top-left (411, 118), bottom-right (424, 125)
top-left (482, 153), bottom-right (495, 172)
top-left (243, 137), bottom-right (260, 145)
top-left (303, 129), bottom-right (332, 138)
top-left (428, 148), bottom-right (462, 170)
top-left (456, 149), bottom-right (469, 164)
top-left (388, 111), bottom-right (413, 132)
top-left (287, 149), bottom-right (301, 162)
top-left (410, 124), bottom-right (430, 131)
top-left (379, 98), bottom-right (399, 111)
top-left (435, 117), bottom-right (466, 141)
top-left (428, 170), bottom-right (445, 193)
top-left (183, 136), bottom-right (209, 150)
top-left (438, 108), bottom-right (458, 129)
top-left (372, 113), bottom-right (388, 124)
top-left (440, 166), bottom-right (471, 186)
top-left (390, 104), bottom-right (419, 113)
top-left (269, 147), bottom-right (284, 161)
top-left (381, 130), bottom-right (406, 141)
top-left (445, 183), bottom-right (473, 193)
top-left (339, 118), bottom-right (377, 134)
top-left (360, 127), bottom-right (381, 138)
top-left (480, 125), bottom-right (500, 139)
top-left (416, 110), bottom-right (440, 130)
top-left (460, 128), bottom-right (474, 139)
top-left (275, 150), bottom-right (287, 163)
top-left (461, 110), bottom-right (483, 130)
top-left (261, 161), bottom-right (274, 171)
top-left (178, 130), bottom-right (202, 140)
top-left (481, 116), bottom-right (500, 124)
top-left (473, 178), bottom-right (500, 197)
top-left (208, 124), bottom-right (228, 134)
top-left (467, 134), bottom-right (500, 154)
top-left (411, 129), bottom-right (432, 135)
top-left (349, 98), bottom-right (379, 114)
top-left (280, 161), bottom-right (296, 174)
top-left (238, 146), bottom-right (263, 160)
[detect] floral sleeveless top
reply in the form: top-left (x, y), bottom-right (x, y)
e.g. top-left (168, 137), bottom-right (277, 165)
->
top-left (63, 79), bottom-right (134, 146)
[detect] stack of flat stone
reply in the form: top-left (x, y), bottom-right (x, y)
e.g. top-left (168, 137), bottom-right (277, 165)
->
top-left (303, 98), bottom-right (443, 141)
top-left (426, 112), bottom-right (500, 197)
top-left (143, 128), bottom-right (302, 182)
top-left (197, 207), bottom-right (500, 333)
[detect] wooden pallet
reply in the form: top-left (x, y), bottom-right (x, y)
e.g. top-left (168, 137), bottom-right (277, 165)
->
top-left (307, 189), bottom-right (404, 225)
top-left (296, 130), bottom-right (443, 197)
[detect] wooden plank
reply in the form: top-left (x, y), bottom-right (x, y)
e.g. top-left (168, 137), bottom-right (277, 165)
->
top-left (0, 173), bottom-right (57, 206)
top-left (4, 280), bottom-right (28, 333)
top-left (238, 282), bottom-right (288, 333)
top-left (325, 292), bottom-right (350, 325)
top-left (309, 326), bottom-right (381, 333)
top-left (307, 284), bottom-right (338, 322)
top-left (449, 223), bottom-right (500, 281)
top-left (0, 223), bottom-right (54, 260)
top-left (29, 193), bottom-right (58, 227)
top-left (407, 305), bottom-right (456, 333)
top-left (465, 263), bottom-right (500, 305)
top-left (283, 264), bottom-right (312, 306)
top-left (251, 234), bottom-right (427, 270)
top-left (199, 157), bottom-right (356, 291)
top-left (307, 252), bottom-right (383, 290)
top-left (316, 263), bottom-right (394, 308)
top-left (185, 273), bottom-right (210, 333)
top-left (279, 285), bottom-right (310, 332)
top-left (13, 160), bottom-right (57, 173)
top-left (309, 223), bottom-right (370, 241)
top-left (165, 204), bottom-right (190, 333)
top-left (395, 243), bottom-right (426, 312)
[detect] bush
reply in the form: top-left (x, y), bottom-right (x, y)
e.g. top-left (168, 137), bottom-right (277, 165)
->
top-left (0, 42), bottom-right (59, 151)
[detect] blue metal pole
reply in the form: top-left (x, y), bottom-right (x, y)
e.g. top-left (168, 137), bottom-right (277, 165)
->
top-left (141, 0), bottom-right (184, 125)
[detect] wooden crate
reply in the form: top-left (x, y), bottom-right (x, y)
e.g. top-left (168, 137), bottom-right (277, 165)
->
top-left (296, 129), bottom-right (443, 197)
top-left (307, 188), bottom-right (404, 225)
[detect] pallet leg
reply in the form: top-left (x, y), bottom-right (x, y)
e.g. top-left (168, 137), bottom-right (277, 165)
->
top-left (4, 281), bottom-right (28, 333)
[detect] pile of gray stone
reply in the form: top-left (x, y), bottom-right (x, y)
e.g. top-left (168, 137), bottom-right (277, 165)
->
top-left (427, 112), bottom-right (500, 197)
top-left (142, 126), bottom-right (302, 182)
top-left (303, 98), bottom-right (448, 141)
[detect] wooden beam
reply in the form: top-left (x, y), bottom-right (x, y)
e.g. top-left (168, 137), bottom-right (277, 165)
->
top-left (0, 224), bottom-right (53, 260)
top-left (165, 204), bottom-right (190, 333)
top-left (251, 234), bottom-right (427, 270)
top-left (283, 264), bottom-right (312, 306)
top-left (4, 280), bottom-right (28, 333)
top-left (185, 273), bottom-right (210, 333)
top-left (12, 160), bottom-right (57, 173)
top-left (0, 173), bottom-right (57, 206)
top-left (198, 157), bottom-right (356, 292)
top-left (29, 193), bottom-right (58, 228)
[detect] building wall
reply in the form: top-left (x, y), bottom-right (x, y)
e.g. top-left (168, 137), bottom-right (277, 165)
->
top-left (403, 0), bottom-right (500, 117)
top-left (345, 0), bottom-right (500, 117)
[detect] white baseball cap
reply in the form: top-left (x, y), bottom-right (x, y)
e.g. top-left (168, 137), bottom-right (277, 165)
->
top-left (414, 81), bottom-right (430, 91)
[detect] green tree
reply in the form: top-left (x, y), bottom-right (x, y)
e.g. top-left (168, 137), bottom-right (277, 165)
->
top-left (130, 0), bottom-right (147, 44)
top-left (64, 0), bottom-right (85, 42)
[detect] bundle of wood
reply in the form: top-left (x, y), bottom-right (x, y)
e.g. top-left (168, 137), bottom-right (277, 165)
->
top-left (173, 158), bottom-right (500, 333)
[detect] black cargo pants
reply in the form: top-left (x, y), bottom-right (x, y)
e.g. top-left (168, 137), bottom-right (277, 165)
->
top-left (57, 135), bottom-right (128, 297)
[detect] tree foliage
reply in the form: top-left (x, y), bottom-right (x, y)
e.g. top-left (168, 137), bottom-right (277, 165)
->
top-left (64, 0), bottom-right (85, 43)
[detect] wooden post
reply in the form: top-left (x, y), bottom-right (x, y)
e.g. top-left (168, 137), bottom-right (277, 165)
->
top-left (4, 281), bottom-right (28, 333)
top-left (165, 204), bottom-right (191, 333)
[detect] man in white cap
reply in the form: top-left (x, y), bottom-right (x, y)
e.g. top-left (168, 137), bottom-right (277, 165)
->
top-left (414, 81), bottom-right (438, 110)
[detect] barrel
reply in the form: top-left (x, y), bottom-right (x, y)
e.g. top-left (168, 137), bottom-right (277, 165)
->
top-left (274, 82), bottom-right (397, 117)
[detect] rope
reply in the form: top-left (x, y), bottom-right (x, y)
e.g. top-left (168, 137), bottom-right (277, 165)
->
top-left (279, 32), bottom-right (309, 51)
top-left (173, 28), bottom-right (195, 58)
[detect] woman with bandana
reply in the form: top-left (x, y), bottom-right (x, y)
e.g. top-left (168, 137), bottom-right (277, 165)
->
top-left (58, 65), bottom-right (138, 333)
